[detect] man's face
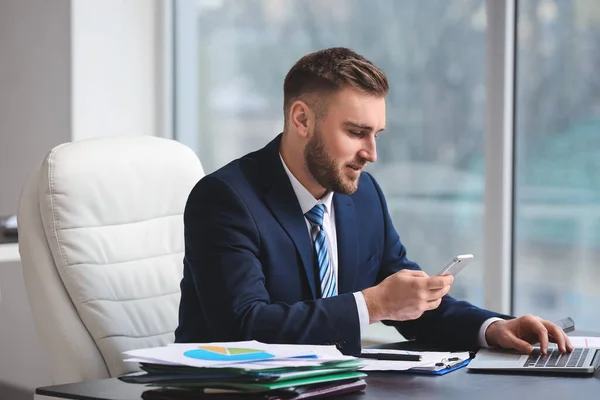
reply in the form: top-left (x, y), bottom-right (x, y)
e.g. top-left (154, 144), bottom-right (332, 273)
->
top-left (304, 87), bottom-right (386, 195)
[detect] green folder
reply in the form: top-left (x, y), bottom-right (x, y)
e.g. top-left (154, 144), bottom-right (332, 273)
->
top-left (250, 371), bottom-right (367, 391)
top-left (271, 367), bottom-right (362, 382)
top-left (139, 359), bottom-right (363, 376)
top-left (150, 371), bottom-right (367, 393)
top-left (123, 364), bottom-right (363, 385)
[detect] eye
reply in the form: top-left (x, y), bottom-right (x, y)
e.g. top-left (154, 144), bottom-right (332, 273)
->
top-left (349, 130), bottom-right (363, 137)
top-left (374, 133), bottom-right (380, 140)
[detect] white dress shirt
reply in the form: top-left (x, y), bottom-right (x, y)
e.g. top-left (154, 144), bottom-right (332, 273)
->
top-left (279, 154), bottom-right (499, 346)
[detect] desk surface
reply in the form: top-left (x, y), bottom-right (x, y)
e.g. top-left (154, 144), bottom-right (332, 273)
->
top-left (36, 333), bottom-right (600, 400)
top-left (35, 367), bottom-right (600, 400)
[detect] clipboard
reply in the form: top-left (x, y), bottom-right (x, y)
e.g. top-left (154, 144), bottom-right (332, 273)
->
top-left (403, 357), bottom-right (471, 376)
top-left (358, 350), bottom-right (472, 375)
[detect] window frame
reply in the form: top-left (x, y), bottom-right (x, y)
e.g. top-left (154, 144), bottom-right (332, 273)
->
top-left (484, 0), bottom-right (516, 314)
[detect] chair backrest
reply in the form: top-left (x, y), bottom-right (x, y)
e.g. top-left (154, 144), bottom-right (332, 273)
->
top-left (17, 136), bottom-right (204, 385)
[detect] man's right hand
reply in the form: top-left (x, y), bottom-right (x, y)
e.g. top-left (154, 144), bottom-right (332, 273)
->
top-left (362, 269), bottom-right (454, 324)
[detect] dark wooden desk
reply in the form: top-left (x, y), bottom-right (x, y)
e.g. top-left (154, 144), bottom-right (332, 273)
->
top-left (35, 332), bottom-right (600, 400)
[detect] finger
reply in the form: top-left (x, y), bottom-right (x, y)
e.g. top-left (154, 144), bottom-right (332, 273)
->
top-left (544, 322), bottom-right (567, 353)
top-left (564, 333), bottom-right (574, 352)
top-left (503, 332), bottom-right (533, 354)
top-left (550, 330), bottom-right (574, 352)
top-left (424, 285), bottom-right (451, 301)
top-left (531, 319), bottom-right (550, 354)
top-left (426, 297), bottom-right (442, 310)
top-left (400, 269), bottom-right (429, 278)
top-left (426, 275), bottom-right (454, 289)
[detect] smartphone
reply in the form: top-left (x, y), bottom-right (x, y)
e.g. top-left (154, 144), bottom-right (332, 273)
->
top-left (437, 254), bottom-right (474, 277)
top-left (553, 317), bottom-right (575, 333)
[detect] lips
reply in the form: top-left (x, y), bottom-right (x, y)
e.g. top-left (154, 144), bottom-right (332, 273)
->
top-left (346, 165), bottom-right (363, 176)
top-left (347, 164), bottom-right (364, 171)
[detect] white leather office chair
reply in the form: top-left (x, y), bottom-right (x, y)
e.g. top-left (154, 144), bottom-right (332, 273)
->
top-left (17, 136), bottom-right (204, 385)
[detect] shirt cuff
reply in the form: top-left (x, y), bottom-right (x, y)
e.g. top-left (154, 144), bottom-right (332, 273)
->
top-left (352, 291), bottom-right (370, 335)
top-left (478, 317), bottom-right (504, 347)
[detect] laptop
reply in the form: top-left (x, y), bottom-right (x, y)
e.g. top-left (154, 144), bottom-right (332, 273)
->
top-left (468, 345), bottom-right (600, 374)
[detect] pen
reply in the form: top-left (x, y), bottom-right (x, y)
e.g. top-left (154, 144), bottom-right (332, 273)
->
top-left (358, 352), bottom-right (422, 362)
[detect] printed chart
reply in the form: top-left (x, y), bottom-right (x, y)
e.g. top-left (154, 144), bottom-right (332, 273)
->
top-left (183, 345), bottom-right (276, 362)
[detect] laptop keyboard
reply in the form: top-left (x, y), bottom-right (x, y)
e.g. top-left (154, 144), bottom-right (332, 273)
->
top-left (523, 348), bottom-right (589, 368)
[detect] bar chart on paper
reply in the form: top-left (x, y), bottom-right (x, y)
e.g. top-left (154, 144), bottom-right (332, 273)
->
top-left (183, 346), bottom-right (275, 361)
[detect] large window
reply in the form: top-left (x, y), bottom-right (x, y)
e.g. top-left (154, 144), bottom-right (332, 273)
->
top-left (514, 0), bottom-right (600, 330)
top-left (175, 0), bottom-right (600, 341)
top-left (181, 0), bottom-right (488, 341)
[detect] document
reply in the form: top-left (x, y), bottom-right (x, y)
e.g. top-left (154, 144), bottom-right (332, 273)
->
top-left (568, 336), bottom-right (600, 348)
top-left (124, 340), bottom-right (354, 370)
top-left (358, 349), bottom-right (471, 372)
top-left (121, 341), bottom-right (368, 397)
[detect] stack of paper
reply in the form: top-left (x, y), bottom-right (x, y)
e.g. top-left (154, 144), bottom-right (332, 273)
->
top-left (121, 341), bottom-right (367, 399)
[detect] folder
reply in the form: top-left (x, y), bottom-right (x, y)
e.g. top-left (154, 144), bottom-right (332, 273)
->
top-left (358, 350), bottom-right (473, 375)
top-left (140, 377), bottom-right (367, 400)
top-left (402, 357), bottom-right (472, 376)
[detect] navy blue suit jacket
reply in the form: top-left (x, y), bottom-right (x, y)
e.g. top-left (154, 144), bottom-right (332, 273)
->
top-left (175, 134), bottom-right (505, 355)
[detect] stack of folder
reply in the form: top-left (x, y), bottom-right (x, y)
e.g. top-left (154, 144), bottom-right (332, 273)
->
top-left (120, 341), bottom-right (367, 399)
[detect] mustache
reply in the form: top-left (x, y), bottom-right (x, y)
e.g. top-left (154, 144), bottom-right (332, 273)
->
top-left (346, 159), bottom-right (368, 169)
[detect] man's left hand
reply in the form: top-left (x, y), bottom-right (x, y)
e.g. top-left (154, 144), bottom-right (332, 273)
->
top-left (485, 314), bottom-right (574, 354)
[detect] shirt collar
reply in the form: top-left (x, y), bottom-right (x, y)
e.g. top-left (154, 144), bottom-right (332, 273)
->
top-left (279, 153), bottom-right (334, 215)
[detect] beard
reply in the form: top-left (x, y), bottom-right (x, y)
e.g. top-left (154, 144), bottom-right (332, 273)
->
top-left (304, 125), bottom-right (365, 195)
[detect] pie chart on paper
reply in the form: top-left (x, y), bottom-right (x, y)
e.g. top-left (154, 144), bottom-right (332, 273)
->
top-left (183, 345), bottom-right (276, 361)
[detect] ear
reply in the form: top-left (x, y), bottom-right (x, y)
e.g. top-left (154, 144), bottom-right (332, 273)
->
top-left (288, 100), bottom-right (313, 138)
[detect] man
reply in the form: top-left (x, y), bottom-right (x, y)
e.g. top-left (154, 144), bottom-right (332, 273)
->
top-left (175, 47), bottom-right (573, 356)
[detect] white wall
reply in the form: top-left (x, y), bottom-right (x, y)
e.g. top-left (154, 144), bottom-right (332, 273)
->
top-left (0, 0), bottom-right (167, 393)
top-left (0, 0), bottom-right (165, 216)
top-left (0, 0), bottom-right (72, 217)
top-left (71, 0), bottom-right (161, 140)
top-left (0, 0), bottom-right (72, 391)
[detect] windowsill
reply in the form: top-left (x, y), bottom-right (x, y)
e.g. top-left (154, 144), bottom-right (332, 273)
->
top-left (0, 243), bottom-right (19, 263)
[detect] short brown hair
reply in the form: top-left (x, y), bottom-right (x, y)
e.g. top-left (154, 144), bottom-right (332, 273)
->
top-left (283, 47), bottom-right (388, 124)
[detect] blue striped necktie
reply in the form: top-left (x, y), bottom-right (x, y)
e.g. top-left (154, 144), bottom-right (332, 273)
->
top-left (305, 204), bottom-right (337, 298)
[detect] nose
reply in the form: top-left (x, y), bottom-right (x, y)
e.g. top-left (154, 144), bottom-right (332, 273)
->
top-left (358, 136), bottom-right (377, 163)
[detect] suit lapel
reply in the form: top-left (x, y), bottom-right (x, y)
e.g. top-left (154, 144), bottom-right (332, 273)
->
top-left (259, 135), bottom-right (318, 299)
top-left (334, 193), bottom-right (358, 293)
top-left (263, 191), bottom-right (318, 299)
